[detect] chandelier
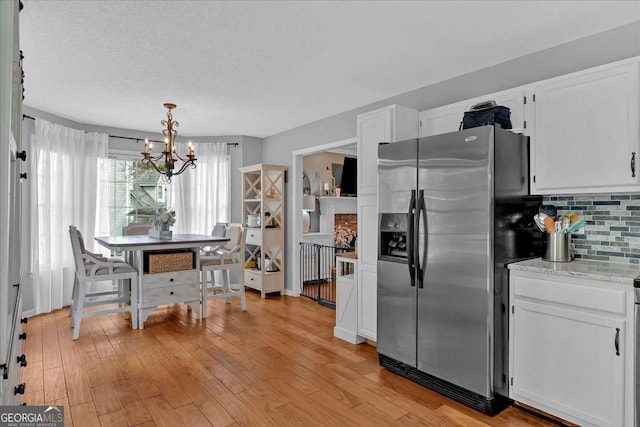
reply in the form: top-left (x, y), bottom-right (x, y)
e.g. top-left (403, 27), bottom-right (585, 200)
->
top-left (141, 103), bottom-right (196, 181)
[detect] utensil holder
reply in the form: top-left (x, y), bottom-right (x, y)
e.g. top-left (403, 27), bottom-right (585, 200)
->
top-left (543, 233), bottom-right (574, 262)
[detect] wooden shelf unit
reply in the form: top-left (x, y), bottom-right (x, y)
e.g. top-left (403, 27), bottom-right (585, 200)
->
top-left (240, 164), bottom-right (286, 298)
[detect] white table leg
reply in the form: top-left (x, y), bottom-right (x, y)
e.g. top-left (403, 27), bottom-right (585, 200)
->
top-left (135, 249), bottom-right (144, 329)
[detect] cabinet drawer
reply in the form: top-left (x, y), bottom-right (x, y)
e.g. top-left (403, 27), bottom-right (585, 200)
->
top-left (512, 273), bottom-right (626, 315)
top-left (244, 270), bottom-right (262, 289)
top-left (144, 270), bottom-right (198, 288)
top-left (246, 229), bottom-right (262, 245)
top-left (142, 283), bottom-right (199, 305)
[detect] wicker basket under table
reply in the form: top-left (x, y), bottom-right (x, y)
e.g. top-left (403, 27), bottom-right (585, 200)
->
top-left (143, 250), bottom-right (195, 274)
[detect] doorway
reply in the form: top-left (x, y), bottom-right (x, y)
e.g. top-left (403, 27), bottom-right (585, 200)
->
top-left (291, 137), bottom-right (357, 297)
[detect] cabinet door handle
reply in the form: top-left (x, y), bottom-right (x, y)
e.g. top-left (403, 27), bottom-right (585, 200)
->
top-left (14, 383), bottom-right (25, 395)
top-left (16, 354), bottom-right (27, 367)
top-left (18, 332), bottom-right (27, 340)
top-left (615, 328), bottom-right (620, 356)
top-left (631, 152), bottom-right (636, 178)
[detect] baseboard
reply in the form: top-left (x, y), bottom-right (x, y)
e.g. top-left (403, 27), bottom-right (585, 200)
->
top-left (284, 289), bottom-right (299, 297)
top-left (21, 309), bottom-right (36, 318)
top-left (333, 326), bottom-right (365, 344)
top-left (513, 402), bottom-right (578, 426)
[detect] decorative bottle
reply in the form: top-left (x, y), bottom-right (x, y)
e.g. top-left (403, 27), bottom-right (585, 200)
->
top-left (321, 166), bottom-right (335, 196)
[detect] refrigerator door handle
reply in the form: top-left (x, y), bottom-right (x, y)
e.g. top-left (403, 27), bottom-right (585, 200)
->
top-left (417, 190), bottom-right (427, 288)
top-left (407, 190), bottom-right (416, 287)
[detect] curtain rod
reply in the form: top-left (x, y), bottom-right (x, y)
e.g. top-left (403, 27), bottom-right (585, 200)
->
top-left (22, 114), bottom-right (239, 147)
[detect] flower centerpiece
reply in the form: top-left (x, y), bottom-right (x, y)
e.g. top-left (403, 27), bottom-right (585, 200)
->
top-left (148, 207), bottom-right (176, 240)
top-left (334, 225), bottom-right (356, 249)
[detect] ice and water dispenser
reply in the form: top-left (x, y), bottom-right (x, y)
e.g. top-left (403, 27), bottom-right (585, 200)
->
top-left (379, 213), bottom-right (408, 262)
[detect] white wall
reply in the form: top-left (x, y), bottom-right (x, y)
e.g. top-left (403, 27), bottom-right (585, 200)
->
top-left (235, 136), bottom-right (263, 224)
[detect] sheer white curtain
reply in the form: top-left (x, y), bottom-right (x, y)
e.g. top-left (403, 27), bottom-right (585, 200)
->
top-left (169, 142), bottom-right (230, 234)
top-left (29, 118), bottom-right (108, 314)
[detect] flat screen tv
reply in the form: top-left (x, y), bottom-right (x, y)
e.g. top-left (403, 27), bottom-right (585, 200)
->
top-left (340, 157), bottom-right (357, 196)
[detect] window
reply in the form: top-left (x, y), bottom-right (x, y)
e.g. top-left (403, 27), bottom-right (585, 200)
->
top-left (95, 142), bottom-right (231, 240)
top-left (96, 154), bottom-right (168, 237)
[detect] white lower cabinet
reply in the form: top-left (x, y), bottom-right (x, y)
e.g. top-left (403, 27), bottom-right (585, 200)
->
top-left (509, 270), bottom-right (633, 426)
top-left (358, 266), bottom-right (377, 340)
top-left (357, 195), bottom-right (378, 341)
top-left (2, 288), bottom-right (24, 405)
top-left (334, 255), bottom-right (364, 344)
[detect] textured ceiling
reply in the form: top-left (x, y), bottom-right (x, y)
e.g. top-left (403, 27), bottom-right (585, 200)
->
top-left (20, 1), bottom-right (640, 138)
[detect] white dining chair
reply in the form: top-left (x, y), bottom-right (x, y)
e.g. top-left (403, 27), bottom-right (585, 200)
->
top-left (200, 223), bottom-right (246, 317)
top-left (198, 221), bottom-right (228, 265)
top-left (69, 227), bottom-right (124, 321)
top-left (69, 225), bottom-right (138, 339)
top-left (121, 222), bottom-right (152, 265)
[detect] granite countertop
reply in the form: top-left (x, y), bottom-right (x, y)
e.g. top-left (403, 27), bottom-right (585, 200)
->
top-left (508, 258), bottom-right (640, 285)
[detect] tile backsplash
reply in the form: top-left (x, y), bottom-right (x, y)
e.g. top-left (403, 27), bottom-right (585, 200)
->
top-left (544, 194), bottom-right (640, 264)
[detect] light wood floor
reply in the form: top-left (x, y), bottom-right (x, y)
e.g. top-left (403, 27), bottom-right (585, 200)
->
top-left (20, 290), bottom-right (559, 427)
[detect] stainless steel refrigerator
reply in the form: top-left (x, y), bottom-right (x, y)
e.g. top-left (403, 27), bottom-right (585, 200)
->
top-left (377, 125), bottom-right (541, 414)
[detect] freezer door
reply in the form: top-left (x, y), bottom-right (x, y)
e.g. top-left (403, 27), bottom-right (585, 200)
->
top-left (377, 140), bottom-right (418, 366)
top-left (417, 126), bottom-right (493, 397)
top-left (378, 258), bottom-right (417, 365)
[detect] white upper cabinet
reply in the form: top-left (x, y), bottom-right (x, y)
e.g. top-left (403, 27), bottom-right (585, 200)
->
top-left (419, 102), bottom-right (465, 138)
top-left (357, 105), bottom-right (418, 196)
top-left (419, 88), bottom-right (527, 138)
top-left (419, 57), bottom-right (640, 195)
top-left (528, 60), bottom-right (640, 194)
top-left (493, 89), bottom-right (527, 134)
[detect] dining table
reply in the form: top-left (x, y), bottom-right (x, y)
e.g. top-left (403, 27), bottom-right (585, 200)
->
top-left (95, 233), bottom-right (230, 328)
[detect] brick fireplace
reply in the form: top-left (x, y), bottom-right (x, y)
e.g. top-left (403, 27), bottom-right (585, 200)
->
top-left (317, 197), bottom-right (357, 247)
top-left (334, 213), bottom-right (357, 249)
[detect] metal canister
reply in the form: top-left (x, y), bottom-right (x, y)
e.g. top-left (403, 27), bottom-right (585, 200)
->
top-left (542, 233), bottom-right (574, 262)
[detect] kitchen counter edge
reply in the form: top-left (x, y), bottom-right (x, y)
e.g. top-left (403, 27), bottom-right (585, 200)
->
top-left (507, 258), bottom-right (640, 286)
